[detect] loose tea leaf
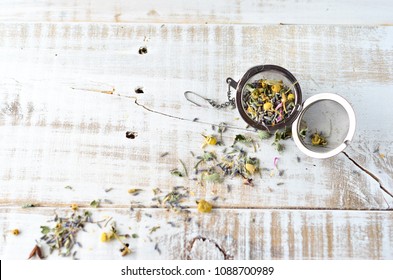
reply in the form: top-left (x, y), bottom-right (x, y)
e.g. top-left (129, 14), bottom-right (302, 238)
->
top-left (128, 189), bottom-right (143, 195)
top-left (179, 159), bottom-right (188, 177)
top-left (90, 200), bottom-right (100, 208)
top-left (40, 226), bottom-right (50, 235)
top-left (39, 210), bottom-right (93, 257)
top-left (101, 223), bottom-right (133, 257)
top-left (233, 134), bottom-right (254, 147)
top-left (159, 187), bottom-right (190, 213)
top-left (311, 131), bottom-right (328, 146)
top-left (170, 169), bottom-right (184, 177)
top-left (242, 79), bottom-right (297, 126)
top-left (258, 130), bottom-right (271, 140)
top-left (202, 171), bottom-right (222, 183)
top-left (149, 226), bottom-right (160, 234)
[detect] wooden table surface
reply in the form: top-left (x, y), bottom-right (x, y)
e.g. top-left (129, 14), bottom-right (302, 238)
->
top-left (1, 0), bottom-right (393, 260)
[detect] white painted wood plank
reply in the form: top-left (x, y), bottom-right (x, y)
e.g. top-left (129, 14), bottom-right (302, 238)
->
top-left (1, 208), bottom-right (392, 259)
top-left (0, 0), bottom-right (392, 25)
top-left (0, 23), bottom-right (392, 209)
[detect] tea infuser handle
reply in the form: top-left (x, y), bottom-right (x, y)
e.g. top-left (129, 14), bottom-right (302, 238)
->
top-left (183, 91), bottom-right (208, 107)
top-left (183, 78), bottom-right (236, 109)
top-left (226, 77), bottom-right (238, 90)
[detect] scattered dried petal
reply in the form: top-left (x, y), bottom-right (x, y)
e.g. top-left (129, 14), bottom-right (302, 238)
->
top-left (101, 232), bottom-right (109, 242)
top-left (197, 199), bottom-right (213, 213)
top-left (128, 189), bottom-right (143, 195)
top-left (245, 163), bottom-right (256, 175)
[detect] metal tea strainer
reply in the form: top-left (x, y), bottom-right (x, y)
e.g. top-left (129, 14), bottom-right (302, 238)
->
top-left (226, 64), bottom-right (356, 159)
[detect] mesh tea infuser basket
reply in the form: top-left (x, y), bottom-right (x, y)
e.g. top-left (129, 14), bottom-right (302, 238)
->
top-left (226, 64), bottom-right (356, 159)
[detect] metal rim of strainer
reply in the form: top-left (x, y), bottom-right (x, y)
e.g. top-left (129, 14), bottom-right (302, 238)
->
top-left (291, 93), bottom-right (356, 159)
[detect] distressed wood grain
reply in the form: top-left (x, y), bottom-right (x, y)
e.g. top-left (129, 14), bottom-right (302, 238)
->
top-left (1, 207), bottom-right (392, 259)
top-left (0, 23), bottom-right (392, 210)
top-left (0, 0), bottom-right (392, 25)
top-left (1, 1), bottom-right (393, 261)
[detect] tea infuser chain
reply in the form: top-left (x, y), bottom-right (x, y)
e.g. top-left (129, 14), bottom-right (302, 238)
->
top-left (184, 80), bottom-right (235, 109)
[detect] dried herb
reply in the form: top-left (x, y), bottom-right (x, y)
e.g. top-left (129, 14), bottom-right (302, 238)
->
top-left (128, 188), bottom-right (143, 195)
top-left (299, 127), bottom-right (308, 139)
top-left (194, 151), bottom-right (217, 171)
top-left (105, 187), bottom-right (113, 193)
top-left (160, 152), bottom-right (169, 158)
top-left (152, 187), bottom-right (162, 195)
top-left (90, 200), bottom-right (100, 208)
top-left (202, 171), bottom-right (222, 183)
top-left (179, 159), bottom-right (188, 177)
top-left (233, 134), bottom-right (254, 147)
top-left (40, 226), bottom-right (50, 235)
top-left (273, 157), bottom-right (279, 169)
top-left (167, 221), bottom-right (177, 227)
top-left (131, 233), bottom-right (139, 238)
top-left (274, 127), bottom-right (292, 141)
top-left (170, 169), bottom-right (184, 177)
top-left (65, 186), bottom-right (73, 190)
top-left (149, 226), bottom-right (160, 234)
top-left (218, 147), bottom-right (260, 181)
top-left (272, 142), bottom-right (284, 152)
top-left (101, 223), bottom-right (132, 257)
top-left (311, 131), bottom-right (328, 146)
top-left (242, 79), bottom-right (297, 126)
top-left (272, 127), bottom-right (291, 152)
top-left (154, 243), bottom-right (161, 255)
top-left (39, 210), bottom-right (92, 257)
top-left (159, 187), bottom-right (190, 213)
top-left (201, 134), bottom-right (218, 148)
top-left (258, 130), bottom-right (271, 140)
top-left (197, 199), bottom-right (213, 213)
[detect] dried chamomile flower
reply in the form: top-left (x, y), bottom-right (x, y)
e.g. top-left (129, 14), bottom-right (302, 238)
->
top-left (245, 163), bottom-right (256, 175)
top-left (202, 135), bottom-right (217, 148)
top-left (197, 199), bottom-right (213, 213)
top-left (311, 131), bottom-right (327, 146)
top-left (101, 232), bottom-right (109, 242)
